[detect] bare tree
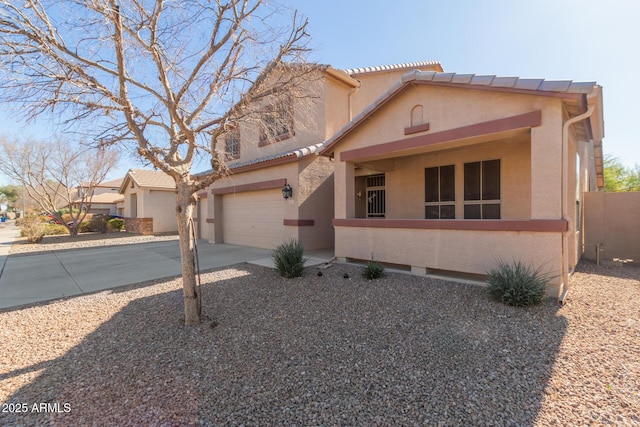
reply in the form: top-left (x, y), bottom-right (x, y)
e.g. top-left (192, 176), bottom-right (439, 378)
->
top-left (0, 136), bottom-right (118, 236)
top-left (0, 0), bottom-right (311, 324)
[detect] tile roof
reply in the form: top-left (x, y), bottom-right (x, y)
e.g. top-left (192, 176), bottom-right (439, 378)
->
top-left (194, 142), bottom-right (325, 177)
top-left (342, 61), bottom-right (443, 76)
top-left (320, 70), bottom-right (601, 157)
top-left (400, 70), bottom-right (597, 94)
top-left (124, 169), bottom-right (176, 190)
top-left (98, 178), bottom-right (124, 188)
top-left (78, 192), bottom-right (123, 204)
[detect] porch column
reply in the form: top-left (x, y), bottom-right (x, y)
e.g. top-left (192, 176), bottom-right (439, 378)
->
top-left (208, 193), bottom-right (223, 243)
top-left (530, 106), bottom-right (563, 219)
top-left (335, 159), bottom-right (355, 219)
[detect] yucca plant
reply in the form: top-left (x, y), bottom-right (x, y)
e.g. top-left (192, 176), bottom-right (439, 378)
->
top-left (486, 259), bottom-right (552, 306)
top-left (362, 260), bottom-right (385, 280)
top-left (273, 239), bottom-right (307, 278)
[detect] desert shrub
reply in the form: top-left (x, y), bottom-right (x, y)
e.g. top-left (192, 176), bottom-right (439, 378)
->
top-left (486, 259), bottom-right (552, 307)
top-left (78, 221), bottom-right (92, 233)
top-left (273, 239), bottom-right (307, 278)
top-left (108, 218), bottom-right (124, 231)
top-left (44, 224), bottom-right (69, 236)
top-left (88, 215), bottom-right (109, 233)
top-left (362, 260), bottom-right (385, 280)
top-left (19, 215), bottom-right (46, 243)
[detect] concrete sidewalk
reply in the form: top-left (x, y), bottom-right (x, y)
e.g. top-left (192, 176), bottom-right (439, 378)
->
top-left (0, 223), bottom-right (333, 309)
top-left (0, 221), bottom-right (21, 279)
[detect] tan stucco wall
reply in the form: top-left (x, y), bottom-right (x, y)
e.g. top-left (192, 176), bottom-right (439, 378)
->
top-left (144, 190), bottom-right (178, 233)
top-left (335, 226), bottom-right (564, 297)
top-left (584, 191), bottom-right (640, 263)
top-left (220, 74), bottom-right (329, 167)
top-left (296, 156), bottom-right (335, 249)
top-left (348, 65), bottom-right (442, 117)
top-left (121, 182), bottom-right (177, 233)
top-left (206, 158), bottom-right (334, 250)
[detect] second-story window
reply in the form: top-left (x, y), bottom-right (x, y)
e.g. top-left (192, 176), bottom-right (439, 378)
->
top-left (259, 98), bottom-right (293, 146)
top-left (224, 129), bottom-right (240, 160)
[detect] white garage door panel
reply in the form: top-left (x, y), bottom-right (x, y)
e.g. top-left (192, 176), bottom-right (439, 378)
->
top-left (223, 190), bottom-right (285, 249)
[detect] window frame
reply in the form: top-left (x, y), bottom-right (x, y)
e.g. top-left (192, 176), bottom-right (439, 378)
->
top-left (424, 164), bottom-right (456, 219)
top-left (259, 98), bottom-right (294, 146)
top-left (224, 129), bottom-right (240, 161)
top-left (463, 159), bottom-right (501, 219)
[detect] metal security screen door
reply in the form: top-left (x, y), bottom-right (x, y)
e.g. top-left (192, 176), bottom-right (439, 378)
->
top-left (366, 174), bottom-right (386, 218)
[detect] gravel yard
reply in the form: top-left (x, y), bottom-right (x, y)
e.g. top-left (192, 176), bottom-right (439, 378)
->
top-left (1, 247), bottom-right (639, 425)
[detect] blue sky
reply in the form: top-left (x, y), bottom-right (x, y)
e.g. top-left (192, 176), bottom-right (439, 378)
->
top-left (294, 0), bottom-right (638, 164)
top-left (1, 0), bottom-right (638, 185)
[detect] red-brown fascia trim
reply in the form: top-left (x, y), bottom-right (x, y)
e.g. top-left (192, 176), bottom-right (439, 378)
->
top-left (404, 123), bottom-right (430, 135)
top-left (332, 218), bottom-right (568, 232)
top-left (197, 192), bottom-right (208, 199)
top-left (340, 110), bottom-right (541, 162)
top-left (211, 178), bottom-right (286, 195)
top-left (283, 219), bottom-right (315, 226)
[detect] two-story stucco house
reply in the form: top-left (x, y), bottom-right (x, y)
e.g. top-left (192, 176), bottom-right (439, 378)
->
top-left (167, 59), bottom-right (606, 301)
top-left (199, 61), bottom-right (445, 250)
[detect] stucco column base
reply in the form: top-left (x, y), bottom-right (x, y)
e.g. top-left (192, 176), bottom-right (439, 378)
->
top-left (411, 266), bottom-right (428, 276)
top-left (336, 257), bottom-right (348, 264)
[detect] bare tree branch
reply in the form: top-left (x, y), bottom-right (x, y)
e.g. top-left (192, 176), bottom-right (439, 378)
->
top-left (0, 0), bottom-right (313, 325)
top-left (0, 136), bottom-right (118, 236)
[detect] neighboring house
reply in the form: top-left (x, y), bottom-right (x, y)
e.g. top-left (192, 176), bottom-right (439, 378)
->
top-left (200, 61), bottom-right (444, 250)
top-left (73, 178), bottom-right (123, 215)
top-left (119, 169), bottom-right (177, 234)
top-left (319, 70), bottom-right (604, 299)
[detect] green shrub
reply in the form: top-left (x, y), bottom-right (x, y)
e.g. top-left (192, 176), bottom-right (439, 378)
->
top-left (273, 239), bottom-right (307, 278)
top-left (362, 260), bottom-right (385, 280)
top-left (19, 215), bottom-right (46, 243)
top-left (108, 218), bottom-right (124, 231)
top-left (486, 259), bottom-right (552, 307)
top-left (44, 224), bottom-right (69, 236)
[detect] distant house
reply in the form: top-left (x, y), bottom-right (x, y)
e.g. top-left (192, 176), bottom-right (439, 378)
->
top-left (73, 178), bottom-right (123, 215)
top-left (319, 70), bottom-right (604, 299)
top-left (119, 169), bottom-right (177, 234)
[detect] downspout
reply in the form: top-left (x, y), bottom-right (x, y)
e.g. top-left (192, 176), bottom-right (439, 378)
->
top-left (559, 93), bottom-right (597, 303)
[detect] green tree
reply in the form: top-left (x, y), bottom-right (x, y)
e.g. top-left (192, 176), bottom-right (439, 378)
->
top-left (0, 184), bottom-right (19, 210)
top-left (604, 155), bottom-right (640, 192)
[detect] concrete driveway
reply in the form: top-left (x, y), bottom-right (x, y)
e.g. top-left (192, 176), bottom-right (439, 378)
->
top-left (0, 222), bottom-right (332, 309)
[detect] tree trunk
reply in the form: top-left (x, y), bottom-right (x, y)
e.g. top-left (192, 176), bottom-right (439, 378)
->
top-left (175, 181), bottom-right (201, 325)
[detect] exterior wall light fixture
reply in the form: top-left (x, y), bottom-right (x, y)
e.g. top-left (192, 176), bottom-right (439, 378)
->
top-left (282, 183), bottom-right (293, 200)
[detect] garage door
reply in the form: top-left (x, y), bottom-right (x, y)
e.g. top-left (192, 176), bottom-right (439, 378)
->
top-left (222, 189), bottom-right (285, 249)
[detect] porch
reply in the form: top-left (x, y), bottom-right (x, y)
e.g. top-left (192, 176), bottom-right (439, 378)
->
top-left (331, 112), bottom-right (571, 298)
